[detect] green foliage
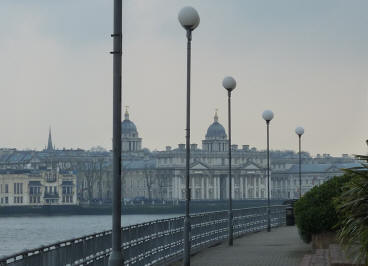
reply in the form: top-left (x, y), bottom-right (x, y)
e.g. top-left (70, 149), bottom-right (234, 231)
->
top-left (336, 155), bottom-right (368, 264)
top-left (294, 174), bottom-right (351, 243)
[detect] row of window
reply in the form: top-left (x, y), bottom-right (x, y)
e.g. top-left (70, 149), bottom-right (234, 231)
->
top-left (0, 197), bottom-right (9, 204)
top-left (13, 196), bottom-right (23, 203)
top-left (0, 196), bottom-right (76, 204)
top-left (14, 183), bottom-right (23, 194)
top-left (30, 196), bottom-right (41, 203)
top-left (0, 184), bottom-right (23, 194)
top-left (179, 176), bottom-right (266, 186)
top-left (0, 184), bottom-right (9, 193)
top-left (273, 178), bottom-right (325, 186)
top-left (62, 196), bottom-right (73, 203)
top-left (30, 186), bottom-right (41, 194)
top-left (45, 199), bottom-right (58, 204)
top-left (1, 184), bottom-right (74, 196)
top-left (179, 189), bottom-right (266, 199)
top-left (45, 186), bottom-right (57, 194)
top-left (62, 186), bottom-right (73, 194)
top-left (160, 157), bottom-right (271, 166)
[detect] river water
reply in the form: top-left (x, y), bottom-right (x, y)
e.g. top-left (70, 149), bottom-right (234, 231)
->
top-left (0, 214), bottom-right (180, 257)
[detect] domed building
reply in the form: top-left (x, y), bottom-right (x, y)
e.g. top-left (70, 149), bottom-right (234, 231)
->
top-left (121, 109), bottom-right (142, 152)
top-left (202, 111), bottom-right (228, 152)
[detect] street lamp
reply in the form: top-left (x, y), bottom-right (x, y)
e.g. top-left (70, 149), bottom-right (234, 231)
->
top-left (262, 110), bottom-right (274, 232)
top-left (108, 0), bottom-right (123, 265)
top-left (295, 126), bottom-right (304, 199)
top-left (223, 76), bottom-right (236, 246)
top-left (178, 6), bottom-right (200, 266)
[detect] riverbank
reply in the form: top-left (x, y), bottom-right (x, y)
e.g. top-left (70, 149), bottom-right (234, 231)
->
top-left (0, 199), bottom-right (285, 216)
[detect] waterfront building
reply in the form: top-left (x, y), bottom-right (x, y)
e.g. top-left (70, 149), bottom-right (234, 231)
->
top-left (0, 169), bottom-right (78, 206)
top-left (121, 110), bottom-right (357, 201)
top-left (0, 110), bottom-right (357, 202)
top-left (272, 162), bottom-right (361, 199)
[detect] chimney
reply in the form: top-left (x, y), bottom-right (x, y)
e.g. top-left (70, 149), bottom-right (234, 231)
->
top-left (242, 145), bottom-right (249, 151)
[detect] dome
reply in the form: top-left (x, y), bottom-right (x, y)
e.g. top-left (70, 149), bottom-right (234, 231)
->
top-left (122, 120), bottom-right (137, 135)
top-left (205, 111), bottom-right (227, 139)
top-left (121, 110), bottom-right (138, 137)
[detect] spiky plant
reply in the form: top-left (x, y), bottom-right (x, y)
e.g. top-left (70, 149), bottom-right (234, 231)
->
top-left (336, 155), bottom-right (368, 264)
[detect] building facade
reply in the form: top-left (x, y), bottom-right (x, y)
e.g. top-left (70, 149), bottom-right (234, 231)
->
top-left (121, 110), bottom-right (357, 201)
top-left (0, 169), bottom-right (78, 206)
top-left (0, 110), bottom-right (358, 202)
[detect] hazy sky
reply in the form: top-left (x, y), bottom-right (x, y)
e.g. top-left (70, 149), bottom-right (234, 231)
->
top-left (0, 0), bottom-right (367, 156)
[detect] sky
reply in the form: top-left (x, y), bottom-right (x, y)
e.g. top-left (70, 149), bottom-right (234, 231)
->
top-left (0, 0), bottom-right (367, 156)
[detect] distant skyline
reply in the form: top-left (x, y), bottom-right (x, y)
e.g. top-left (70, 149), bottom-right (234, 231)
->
top-left (0, 0), bottom-right (367, 156)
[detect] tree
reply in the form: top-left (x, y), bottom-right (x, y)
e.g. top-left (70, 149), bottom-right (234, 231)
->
top-left (335, 154), bottom-right (368, 264)
top-left (74, 156), bottom-right (109, 203)
top-left (294, 174), bottom-right (351, 243)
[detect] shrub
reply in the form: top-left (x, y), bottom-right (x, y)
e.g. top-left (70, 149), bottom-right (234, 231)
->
top-left (335, 155), bottom-right (368, 264)
top-left (294, 174), bottom-right (351, 243)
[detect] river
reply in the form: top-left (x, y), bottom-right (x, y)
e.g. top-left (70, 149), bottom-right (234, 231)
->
top-left (0, 214), bottom-right (180, 257)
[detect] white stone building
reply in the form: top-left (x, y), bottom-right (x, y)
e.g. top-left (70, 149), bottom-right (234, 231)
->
top-left (122, 111), bottom-right (270, 201)
top-left (0, 169), bottom-right (78, 206)
top-left (121, 110), bottom-right (357, 201)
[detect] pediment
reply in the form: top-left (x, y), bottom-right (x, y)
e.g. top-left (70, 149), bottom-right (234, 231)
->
top-left (190, 161), bottom-right (209, 170)
top-left (245, 164), bottom-right (259, 170)
top-left (242, 161), bottom-right (262, 170)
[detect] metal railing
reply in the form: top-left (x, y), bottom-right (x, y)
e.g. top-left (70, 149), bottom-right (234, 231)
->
top-left (0, 205), bottom-right (286, 266)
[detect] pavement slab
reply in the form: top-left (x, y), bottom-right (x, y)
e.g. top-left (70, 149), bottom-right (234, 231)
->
top-left (171, 226), bottom-right (312, 266)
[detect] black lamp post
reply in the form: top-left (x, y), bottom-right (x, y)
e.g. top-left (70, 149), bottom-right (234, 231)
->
top-left (262, 110), bottom-right (274, 232)
top-left (295, 126), bottom-right (304, 199)
top-left (222, 76), bottom-right (236, 246)
top-left (108, 0), bottom-right (123, 265)
top-left (178, 6), bottom-right (200, 266)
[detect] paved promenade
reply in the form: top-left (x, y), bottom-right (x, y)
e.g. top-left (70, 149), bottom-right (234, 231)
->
top-left (172, 226), bottom-right (312, 266)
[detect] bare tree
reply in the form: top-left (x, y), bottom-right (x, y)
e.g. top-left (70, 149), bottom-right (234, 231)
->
top-left (144, 167), bottom-right (155, 200)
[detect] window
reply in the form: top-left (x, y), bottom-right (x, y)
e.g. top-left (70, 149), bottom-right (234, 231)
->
top-left (5, 184), bottom-right (8, 193)
top-left (5, 197), bottom-right (8, 204)
top-left (20, 183), bottom-right (23, 194)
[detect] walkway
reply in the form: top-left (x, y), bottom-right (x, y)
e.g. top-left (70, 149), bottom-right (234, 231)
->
top-left (172, 226), bottom-right (312, 266)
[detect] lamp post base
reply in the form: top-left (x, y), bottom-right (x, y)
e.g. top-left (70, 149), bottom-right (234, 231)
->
top-left (183, 216), bottom-right (191, 266)
top-left (108, 251), bottom-right (123, 266)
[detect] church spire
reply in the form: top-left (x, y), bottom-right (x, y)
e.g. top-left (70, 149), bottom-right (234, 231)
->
top-left (47, 127), bottom-right (53, 151)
